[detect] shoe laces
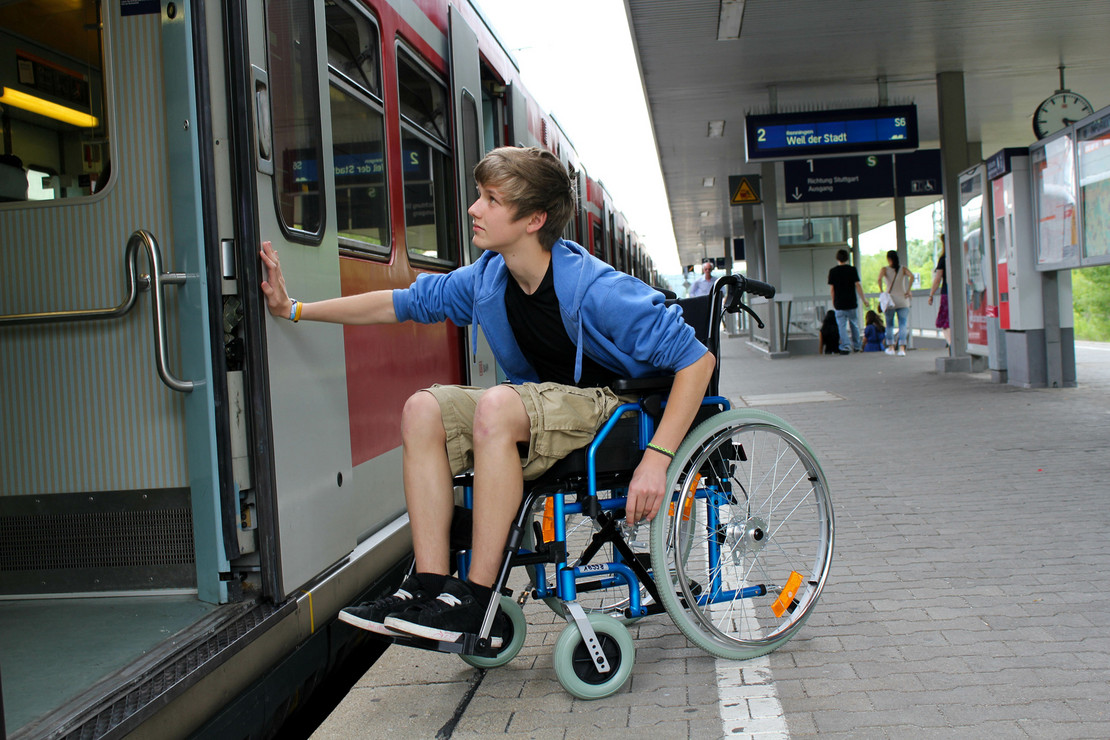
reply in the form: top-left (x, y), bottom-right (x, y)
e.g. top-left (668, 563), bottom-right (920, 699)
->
top-left (419, 591), bottom-right (466, 616)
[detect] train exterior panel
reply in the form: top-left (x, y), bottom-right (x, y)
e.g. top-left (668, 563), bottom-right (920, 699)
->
top-left (0, 0), bottom-right (655, 736)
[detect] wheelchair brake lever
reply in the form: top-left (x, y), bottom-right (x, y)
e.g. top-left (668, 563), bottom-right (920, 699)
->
top-left (734, 300), bottom-right (765, 329)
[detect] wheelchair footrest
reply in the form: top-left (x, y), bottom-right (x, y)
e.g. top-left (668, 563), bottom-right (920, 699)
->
top-left (382, 629), bottom-right (501, 658)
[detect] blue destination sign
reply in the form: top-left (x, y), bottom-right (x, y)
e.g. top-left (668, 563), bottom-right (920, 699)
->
top-left (746, 105), bottom-right (918, 161)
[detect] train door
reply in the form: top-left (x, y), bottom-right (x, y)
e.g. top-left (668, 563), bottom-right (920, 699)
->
top-left (0, 0), bottom-right (235, 729)
top-left (235, 0), bottom-right (358, 598)
top-left (448, 5), bottom-right (496, 386)
top-left (0, 3), bottom-right (228, 599)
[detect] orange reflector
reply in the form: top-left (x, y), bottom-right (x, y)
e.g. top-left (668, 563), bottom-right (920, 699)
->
top-left (772, 571), bottom-right (804, 618)
top-left (542, 497), bottom-right (555, 543)
top-left (668, 474), bottom-right (700, 520)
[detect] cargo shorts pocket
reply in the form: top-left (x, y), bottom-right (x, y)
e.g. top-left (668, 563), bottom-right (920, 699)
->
top-left (516, 382), bottom-right (622, 479)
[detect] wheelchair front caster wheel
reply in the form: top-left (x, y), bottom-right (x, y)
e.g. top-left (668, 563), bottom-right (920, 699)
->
top-left (460, 596), bottom-right (527, 669)
top-left (553, 613), bottom-right (634, 699)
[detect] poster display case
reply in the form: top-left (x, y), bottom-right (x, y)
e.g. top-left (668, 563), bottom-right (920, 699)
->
top-left (957, 164), bottom-right (995, 354)
top-left (1031, 129), bottom-right (1080, 271)
top-left (1076, 108), bottom-right (1110, 266)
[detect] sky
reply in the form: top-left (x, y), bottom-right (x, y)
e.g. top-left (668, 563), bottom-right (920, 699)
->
top-left (474, 0), bottom-right (937, 272)
top-left (474, 0), bottom-right (681, 273)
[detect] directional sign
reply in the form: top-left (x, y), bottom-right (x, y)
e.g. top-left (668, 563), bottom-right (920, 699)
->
top-left (894, 148), bottom-right (942, 196)
top-left (783, 155), bottom-right (895, 203)
top-left (728, 174), bottom-right (762, 204)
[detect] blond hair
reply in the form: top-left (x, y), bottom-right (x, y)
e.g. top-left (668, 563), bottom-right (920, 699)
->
top-left (474, 146), bottom-right (576, 249)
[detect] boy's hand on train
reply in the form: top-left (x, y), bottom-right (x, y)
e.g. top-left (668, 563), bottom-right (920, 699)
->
top-left (259, 241), bottom-right (292, 318)
top-left (626, 454), bottom-right (668, 524)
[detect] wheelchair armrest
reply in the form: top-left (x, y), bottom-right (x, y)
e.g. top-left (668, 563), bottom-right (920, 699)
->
top-left (609, 375), bottom-right (675, 395)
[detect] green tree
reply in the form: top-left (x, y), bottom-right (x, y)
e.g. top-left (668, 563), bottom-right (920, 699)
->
top-left (1073, 265), bottom-right (1110, 341)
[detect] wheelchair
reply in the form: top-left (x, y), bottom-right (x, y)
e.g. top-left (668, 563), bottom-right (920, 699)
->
top-left (381, 274), bottom-right (834, 699)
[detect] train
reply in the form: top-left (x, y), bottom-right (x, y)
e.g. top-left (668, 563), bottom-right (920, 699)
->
top-left (0, 0), bottom-right (660, 737)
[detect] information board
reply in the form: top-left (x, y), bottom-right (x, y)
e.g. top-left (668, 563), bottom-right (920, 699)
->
top-left (782, 155), bottom-right (894, 203)
top-left (745, 105), bottom-right (918, 161)
top-left (1032, 131), bottom-right (1080, 270)
top-left (1077, 109), bottom-right (1110, 265)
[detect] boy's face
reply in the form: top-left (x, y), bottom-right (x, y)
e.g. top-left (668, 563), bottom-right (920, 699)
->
top-left (468, 181), bottom-right (534, 253)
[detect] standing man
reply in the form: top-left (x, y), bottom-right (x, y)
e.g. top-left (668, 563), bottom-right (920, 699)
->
top-left (827, 249), bottom-right (868, 354)
top-left (261, 146), bottom-right (715, 648)
top-left (688, 261), bottom-right (715, 297)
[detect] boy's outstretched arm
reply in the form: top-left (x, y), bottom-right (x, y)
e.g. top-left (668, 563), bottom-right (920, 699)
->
top-left (625, 350), bottom-right (716, 524)
top-left (259, 241), bottom-right (397, 325)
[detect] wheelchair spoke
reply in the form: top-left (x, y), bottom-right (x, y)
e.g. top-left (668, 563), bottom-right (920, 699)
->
top-left (651, 411), bottom-right (834, 659)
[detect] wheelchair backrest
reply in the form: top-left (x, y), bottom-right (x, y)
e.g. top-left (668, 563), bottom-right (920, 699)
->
top-left (666, 292), bottom-right (724, 397)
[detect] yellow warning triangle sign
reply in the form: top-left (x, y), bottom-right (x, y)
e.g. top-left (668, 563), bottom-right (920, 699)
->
top-left (731, 176), bottom-right (761, 205)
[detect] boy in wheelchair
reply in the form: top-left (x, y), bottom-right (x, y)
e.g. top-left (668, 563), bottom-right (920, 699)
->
top-left (261, 145), bottom-right (715, 649)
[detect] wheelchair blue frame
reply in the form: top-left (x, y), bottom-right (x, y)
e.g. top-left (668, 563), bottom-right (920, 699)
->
top-left (457, 394), bottom-right (732, 619)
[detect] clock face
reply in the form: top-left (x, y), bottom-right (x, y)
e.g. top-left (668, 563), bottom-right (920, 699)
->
top-left (1034, 92), bottom-right (1094, 139)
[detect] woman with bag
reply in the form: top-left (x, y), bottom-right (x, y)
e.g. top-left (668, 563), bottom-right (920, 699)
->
top-left (878, 250), bottom-right (914, 356)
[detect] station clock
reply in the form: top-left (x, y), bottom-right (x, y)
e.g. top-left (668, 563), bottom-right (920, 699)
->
top-left (1033, 90), bottom-right (1093, 139)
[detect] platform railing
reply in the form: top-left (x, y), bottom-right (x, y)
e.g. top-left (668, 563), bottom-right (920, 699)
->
top-left (0, 230), bottom-right (195, 392)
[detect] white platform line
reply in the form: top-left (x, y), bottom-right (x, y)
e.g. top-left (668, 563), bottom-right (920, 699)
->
top-left (713, 608), bottom-right (789, 739)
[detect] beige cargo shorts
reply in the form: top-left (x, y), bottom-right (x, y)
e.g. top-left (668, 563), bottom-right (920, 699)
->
top-left (424, 382), bottom-right (623, 480)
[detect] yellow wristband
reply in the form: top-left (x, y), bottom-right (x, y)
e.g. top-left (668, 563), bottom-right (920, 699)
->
top-left (646, 442), bottom-right (675, 459)
top-left (293, 301), bottom-right (303, 322)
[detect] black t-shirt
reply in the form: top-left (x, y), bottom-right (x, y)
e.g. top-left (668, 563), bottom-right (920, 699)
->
top-left (827, 263), bottom-right (861, 310)
top-left (936, 254), bottom-right (947, 293)
top-left (504, 261), bottom-right (620, 388)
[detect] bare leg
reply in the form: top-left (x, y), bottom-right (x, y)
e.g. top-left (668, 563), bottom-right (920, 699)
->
top-left (401, 391), bottom-right (456, 576)
top-left (467, 386), bottom-right (531, 587)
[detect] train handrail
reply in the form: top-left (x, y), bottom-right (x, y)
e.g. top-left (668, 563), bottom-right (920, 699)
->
top-left (0, 229), bottom-right (195, 393)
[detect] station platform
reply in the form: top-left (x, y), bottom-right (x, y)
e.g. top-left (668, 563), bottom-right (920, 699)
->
top-left (311, 339), bottom-right (1110, 739)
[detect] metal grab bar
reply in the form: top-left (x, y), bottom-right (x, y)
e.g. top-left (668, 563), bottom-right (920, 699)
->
top-left (0, 230), bottom-right (195, 393)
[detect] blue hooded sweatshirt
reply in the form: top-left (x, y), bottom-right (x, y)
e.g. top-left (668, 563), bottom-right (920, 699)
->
top-left (392, 239), bottom-right (707, 385)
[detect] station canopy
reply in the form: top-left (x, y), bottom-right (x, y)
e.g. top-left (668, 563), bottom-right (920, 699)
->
top-left (624, 0), bottom-right (1110, 270)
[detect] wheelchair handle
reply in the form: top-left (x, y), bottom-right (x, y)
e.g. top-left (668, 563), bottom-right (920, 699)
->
top-left (733, 274), bottom-right (776, 300)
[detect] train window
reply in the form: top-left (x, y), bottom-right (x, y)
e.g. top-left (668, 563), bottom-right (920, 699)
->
top-left (325, 3), bottom-right (388, 256)
top-left (329, 82), bottom-right (389, 255)
top-left (324, 0), bottom-right (381, 99)
top-left (267, 0), bottom-right (325, 240)
top-left (0, 0), bottom-right (109, 203)
top-left (397, 47), bottom-right (455, 265)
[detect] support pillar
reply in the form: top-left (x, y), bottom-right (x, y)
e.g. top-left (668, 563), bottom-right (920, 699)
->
top-left (760, 160), bottom-right (785, 356)
top-left (849, 215), bottom-right (861, 271)
top-left (936, 71), bottom-right (973, 373)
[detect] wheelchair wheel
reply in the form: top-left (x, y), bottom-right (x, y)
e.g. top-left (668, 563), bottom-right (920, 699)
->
top-left (649, 409), bottom-right (834, 660)
top-left (523, 496), bottom-right (651, 622)
top-left (553, 613), bottom-right (635, 700)
top-left (460, 596), bottom-right (527, 669)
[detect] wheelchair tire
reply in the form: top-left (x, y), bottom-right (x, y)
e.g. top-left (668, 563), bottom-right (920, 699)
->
top-left (553, 613), bottom-right (635, 700)
top-left (460, 596), bottom-right (527, 669)
top-left (650, 409), bottom-right (834, 661)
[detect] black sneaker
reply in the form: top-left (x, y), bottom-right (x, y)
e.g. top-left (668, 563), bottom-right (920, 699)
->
top-left (384, 578), bottom-right (503, 648)
top-left (338, 574), bottom-right (440, 635)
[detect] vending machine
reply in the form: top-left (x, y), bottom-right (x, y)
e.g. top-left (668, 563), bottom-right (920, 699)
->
top-left (989, 147), bottom-right (1076, 387)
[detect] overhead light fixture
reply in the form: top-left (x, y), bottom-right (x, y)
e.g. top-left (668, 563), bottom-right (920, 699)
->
top-left (0, 87), bottom-right (99, 128)
top-left (717, 0), bottom-right (747, 40)
top-left (700, 210), bottom-right (711, 218)
top-left (707, 120), bottom-right (725, 138)
top-left (702, 177), bottom-right (716, 187)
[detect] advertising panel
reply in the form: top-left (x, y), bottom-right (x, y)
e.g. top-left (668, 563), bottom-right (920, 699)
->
top-left (1032, 132), bottom-right (1080, 270)
top-left (958, 167), bottom-right (994, 353)
top-left (1077, 110), bottom-right (1110, 266)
